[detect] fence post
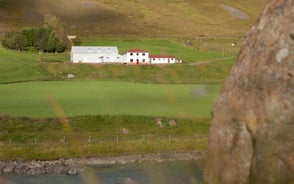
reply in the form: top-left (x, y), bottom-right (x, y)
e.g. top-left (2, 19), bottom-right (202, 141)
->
top-left (116, 135), bottom-right (119, 144)
top-left (35, 137), bottom-right (37, 145)
top-left (88, 135), bottom-right (92, 143)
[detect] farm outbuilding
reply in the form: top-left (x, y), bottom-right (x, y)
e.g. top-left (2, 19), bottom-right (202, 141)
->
top-left (149, 55), bottom-right (176, 64)
top-left (70, 46), bottom-right (125, 63)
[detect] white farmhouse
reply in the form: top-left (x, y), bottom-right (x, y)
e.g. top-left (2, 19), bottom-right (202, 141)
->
top-left (149, 55), bottom-right (177, 64)
top-left (124, 49), bottom-right (149, 64)
top-left (71, 46), bottom-right (125, 63)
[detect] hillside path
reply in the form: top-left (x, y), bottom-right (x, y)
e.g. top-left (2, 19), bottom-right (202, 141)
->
top-left (187, 56), bottom-right (234, 65)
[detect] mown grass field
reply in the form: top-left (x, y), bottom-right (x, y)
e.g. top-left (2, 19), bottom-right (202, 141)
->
top-left (0, 80), bottom-right (218, 159)
top-left (0, 81), bottom-right (220, 118)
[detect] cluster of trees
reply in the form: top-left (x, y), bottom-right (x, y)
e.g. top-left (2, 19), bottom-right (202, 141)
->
top-left (2, 27), bottom-right (66, 52)
top-left (1, 14), bottom-right (80, 53)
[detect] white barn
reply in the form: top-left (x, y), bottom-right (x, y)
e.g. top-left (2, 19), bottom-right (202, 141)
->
top-left (71, 46), bottom-right (125, 63)
top-left (124, 49), bottom-right (149, 64)
top-left (149, 55), bottom-right (177, 64)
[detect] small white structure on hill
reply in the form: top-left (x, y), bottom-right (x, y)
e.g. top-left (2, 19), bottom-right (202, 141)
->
top-left (70, 46), bottom-right (125, 63)
top-left (149, 55), bottom-right (176, 64)
top-left (124, 49), bottom-right (149, 64)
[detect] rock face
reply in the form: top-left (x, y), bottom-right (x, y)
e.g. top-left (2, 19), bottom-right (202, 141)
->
top-left (204, 1), bottom-right (294, 184)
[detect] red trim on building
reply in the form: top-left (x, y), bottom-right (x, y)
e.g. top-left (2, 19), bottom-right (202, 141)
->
top-left (149, 55), bottom-right (175, 58)
top-left (126, 49), bottom-right (148, 53)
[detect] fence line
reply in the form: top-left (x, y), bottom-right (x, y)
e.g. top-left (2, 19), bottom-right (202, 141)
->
top-left (0, 134), bottom-right (207, 147)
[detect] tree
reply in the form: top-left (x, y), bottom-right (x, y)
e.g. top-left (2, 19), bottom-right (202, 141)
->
top-left (21, 27), bottom-right (37, 47)
top-left (44, 14), bottom-right (69, 49)
top-left (36, 27), bottom-right (50, 51)
top-left (1, 31), bottom-right (27, 51)
top-left (46, 31), bottom-right (65, 52)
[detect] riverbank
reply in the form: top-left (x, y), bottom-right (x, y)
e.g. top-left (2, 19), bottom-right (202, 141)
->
top-left (0, 152), bottom-right (205, 176)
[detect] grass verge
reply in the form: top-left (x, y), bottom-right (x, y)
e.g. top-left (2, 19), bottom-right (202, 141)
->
top-left (0, 115), bottom-right (210, 160)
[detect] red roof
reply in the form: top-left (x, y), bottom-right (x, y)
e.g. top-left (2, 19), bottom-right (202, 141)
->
top-left (126, 49), bottom-right (148, 53)
top-left (149, 55), bottom-right (175, 59)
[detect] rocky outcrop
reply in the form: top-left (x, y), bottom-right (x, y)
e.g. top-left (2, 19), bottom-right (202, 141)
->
top-left (0, 152), bottom-right (204, 176)
top-left (204, 0), bottom-right (294, 184)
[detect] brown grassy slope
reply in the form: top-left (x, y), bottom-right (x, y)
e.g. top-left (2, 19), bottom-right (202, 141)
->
top-left (0, 0), bottom-right (267, 37)
top-left (0, 0), bottom-right (43, 31)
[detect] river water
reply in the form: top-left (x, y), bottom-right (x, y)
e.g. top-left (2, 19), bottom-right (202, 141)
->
top-left (5, 160), bottom-right (203, 184)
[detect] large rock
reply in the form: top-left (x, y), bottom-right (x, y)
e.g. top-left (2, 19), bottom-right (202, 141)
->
top-left (204, 1), bottom-right (294, 184)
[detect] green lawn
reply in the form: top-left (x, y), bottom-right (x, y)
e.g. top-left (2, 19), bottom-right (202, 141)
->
top-left (0, 81), bottom-right (220, 118)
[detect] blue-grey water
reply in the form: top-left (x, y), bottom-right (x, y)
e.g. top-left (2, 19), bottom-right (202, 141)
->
top-left (5, 161), bottom-right (203, 184)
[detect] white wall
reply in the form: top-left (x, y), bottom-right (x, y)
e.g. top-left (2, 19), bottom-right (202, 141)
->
top-left (102, 54), bottom-right (126, 63)
top-left (125, 52), bottom-right (149, 64)
top-left (71, 53), bottom-right (125, 63)
top-left (150, 57), bottom-right (176, 64)
top-left (72, 53), bottom-right (101, 63)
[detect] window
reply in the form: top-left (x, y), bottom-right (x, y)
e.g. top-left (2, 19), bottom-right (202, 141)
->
top-left (130, 59), bottom-right (133, 62)
top-left (143, 59), bottom-right (145, 62)
top-left (130, 53), bottom-right (133, 56)
top-left (142, 53), bottom-right (145, 56)
top-left (137, 53), bottom-right (139, 56)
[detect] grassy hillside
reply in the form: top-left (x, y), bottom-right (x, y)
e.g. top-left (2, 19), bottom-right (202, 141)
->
top-left (0, 0), bottom-right (267, 37)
